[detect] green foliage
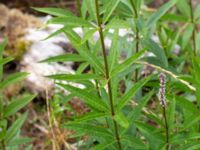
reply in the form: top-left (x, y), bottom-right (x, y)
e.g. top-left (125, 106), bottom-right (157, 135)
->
top-left (146, 0), bottom-right (178, 28)
top-left (35, 0), bottom-right (200, 149)
top-left (0, 40), bottom-right (36, 149)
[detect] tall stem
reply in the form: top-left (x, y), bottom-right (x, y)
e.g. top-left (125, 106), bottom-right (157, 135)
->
top-left (76, 0), bottom-right (82, 17)
top-left (163, 107), bottom-right (169, 150)
top-left (130, 0), bottom-right (140, 82)
top-left (0, 42), bottom-right (5, 150)
top-left (95, 0), bottom-right (122, 149)
top-left (1, 141), bottom-right (6, 150)
top-left (189, 0), bottom-right (197, 56)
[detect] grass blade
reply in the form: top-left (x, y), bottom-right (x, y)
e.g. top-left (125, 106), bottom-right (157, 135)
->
top-left (57, 83), bottom-right (108, 112)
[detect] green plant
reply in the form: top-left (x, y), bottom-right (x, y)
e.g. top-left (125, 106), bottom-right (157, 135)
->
top-left (0, 39), bottom-right (36, 150)
top-left (176, 0), bottom-right (198, 56)
top-left (34, 0), bottom-right (200, 149)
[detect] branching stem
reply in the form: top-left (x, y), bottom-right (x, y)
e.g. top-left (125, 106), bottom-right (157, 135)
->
top-left (130, 0), bottom-right (140, 82)
top-left (95, 0), bottom-right (122, 149)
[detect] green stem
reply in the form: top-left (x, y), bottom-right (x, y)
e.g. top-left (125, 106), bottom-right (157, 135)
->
top-left (189, 0), bottom-right (197, 56)
top-left (76, 0), bottom-right (82, 17)
top-left (130, 0), bottom-right (140, 82)
top-left (95, 0), bottom-right (122, 149)
top-left (134, 28), bottom-right (139, 82)
top-left (0, 42), bottom-right (3, 126)
top-left (95, 0), bottom-right (114, 116)
top-left (163, 107), bottom-right (169, 150)
top-left (85, 19), bottom-right (107, 127)
top-left (1, 141), bottom-right (6, 150)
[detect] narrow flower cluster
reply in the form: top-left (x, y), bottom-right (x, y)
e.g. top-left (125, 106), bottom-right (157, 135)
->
top-left (159, 73), bottom-right (166, 108)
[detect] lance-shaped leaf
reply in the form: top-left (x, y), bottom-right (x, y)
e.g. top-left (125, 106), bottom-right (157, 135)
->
top-left (105, 18), bottom-right (130, 29)
top-left (47, 73), bottom-right (102, 81)
top-left (40, 54), bottom-right (85, 63)
top-left (4, 94), bottom-right (36, 118)
top-left (176, 0), bottom-right (190, 18)
top-left (171, 95), bottom-right (199, 115)
top-left (7, 137), bottom-right (32, 147)
top-left (109, 29), bottom-right (119, 73)
top-left (48, 16), bottom-right (93, 27)
top-left (114, 111), bottom-right (129, 128)
top-left (80, 28), bottom-right (98, 45)
top-left (0, 57), bottom-right (14, 66)
top-left (42, 26), bottom-right (68, 40)
top-left (127, 90), bottom-right (154, 122)
top-left (170, 132), bottom-right (200, 144)
top-left (5, 112), bottom-right (28, 142)
top-left (182, 24), bottom-right (194, 49)
top-left (74, 112), bottom-right (109, 122)
top-left (33, 7), bottom-right (74, 17)
top-left (82, 0), bottom-right (96, 20)
top-left (134, 121), bottom-right (165, 143)
top-left (117, 75), bottom-right (152, 111)
top-left (121, 136), bottom-right (147, 150)
top-left (111, 49), bottom-right (146, 77)
top-left (0, 57), bottom-right (13, 84)
top-left (145, 39), bottom-right (168, 68)
top-left (182, 115), bottom-right (200, 131)
top-left (177, 141), bottom-right (200, 150)
top-left (63, 29), bottom-right (104, 74)
top-left (103, 0), bottom-right (120, 23)
top-left (0, 72), bottom-right (29, 89)
top-left (167, 97), bottom-right (176, 132)
top-left (57, 83), bottom-right (108, 112)
top-left (64, 123), bottom-right (113, 138)
top-left (146, 0), bottom-right (178, 28)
